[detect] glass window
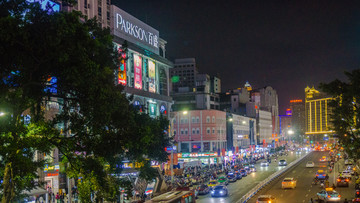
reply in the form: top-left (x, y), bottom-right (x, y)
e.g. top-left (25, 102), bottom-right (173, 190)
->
top-left (207, 128), bottom-right (210, 134)
top-left (173, 130), bottom-right (176, 135)
top-left (192, 128), bottom-right (196, 134)
top-left (212, 116), bottom-right (215, 123)
top-left (212, 128), bottom-right (215, 134)
top-left (181, 129), bottom-right (184, 135)
top-left (206, 116), bottom-right (210, 123)
top-left (185, 129), bottom-right (188, 135)
top-left (192, 117), bottom-right (195, 123)
top-left (196, 117), bottom-right (200, 123)
top-left (196, 128), bottom-right (200, 134)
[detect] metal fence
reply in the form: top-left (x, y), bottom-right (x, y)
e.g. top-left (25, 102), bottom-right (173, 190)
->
top-left (236, 151), bottom-right (312, 203)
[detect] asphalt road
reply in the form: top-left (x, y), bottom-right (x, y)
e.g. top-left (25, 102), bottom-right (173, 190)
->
top-left (196, 151), bottom-right (309, 203)
top-left (247, 151), bottom-right (357, 203)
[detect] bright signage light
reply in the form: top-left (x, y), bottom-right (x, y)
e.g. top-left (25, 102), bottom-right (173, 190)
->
top-left (27, 0), bottom-right (60, 13)
top-left (148, 60), bottom-right (156, 93)
top-left (117, 44), bottom-right (127, 85)
top-left (134, 54), bottom-right (142, 89)
top-left (111, 6), bottom-right (159, 54)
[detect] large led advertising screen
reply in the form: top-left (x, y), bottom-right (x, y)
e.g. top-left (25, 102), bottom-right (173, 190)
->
top-left (148, 60), bottom-right (156, 93)
top-left (134, 54), bottom-right (142, 89)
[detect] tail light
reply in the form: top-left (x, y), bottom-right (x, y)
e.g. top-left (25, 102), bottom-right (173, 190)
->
top-left (328, 195), bottom-right (331, 198)
top-left (346, 179), bottom-right (349, 182)
top-left (337, 179), bottom-right (340, 182)
top-left (357, 191), bottom-right (359, 195)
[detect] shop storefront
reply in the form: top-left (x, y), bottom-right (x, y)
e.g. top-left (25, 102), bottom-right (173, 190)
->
top-left (177, 152), bottom-right (220, 166)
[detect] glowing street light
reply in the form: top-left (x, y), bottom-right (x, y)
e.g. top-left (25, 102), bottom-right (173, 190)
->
top-left (288, 130), bottom-right (294, 135)
top-left (229, 118), bottom-right (233, 122)
top-left (242, 121), bottom-right (246, 124)
top-left (0, 112), bottom-right (5, 117)
top-left (182, 111), bottom-right (188, 115)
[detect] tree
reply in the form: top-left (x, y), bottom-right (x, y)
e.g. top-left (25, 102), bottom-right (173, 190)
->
top-left (0, 1), bottom-right (171, 202)
top-left (320, 69), bottom-right (360, 160)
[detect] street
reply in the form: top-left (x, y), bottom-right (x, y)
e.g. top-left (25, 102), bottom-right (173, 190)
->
top-left (196, 151), bottom-right (309, 203)
top-left (248, 151), bottom-right (356, 203)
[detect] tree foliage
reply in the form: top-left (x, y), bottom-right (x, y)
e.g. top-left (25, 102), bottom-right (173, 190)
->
top-left (0, 0), bottom-right (171, 202)
top-left (320, 69), bottom-right (360, 160)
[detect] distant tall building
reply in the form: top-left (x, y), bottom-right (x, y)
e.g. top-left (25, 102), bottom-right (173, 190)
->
top-left (305, 86), bottom-right (333, 140)
top-left (170, 58), bottom-right (220, 111)
top-left (250, 86), bottom-right (279, 137)
top-left (170, 58), bottom-right (198, 93)
top-left (289, 99), bottom-right (305, 135)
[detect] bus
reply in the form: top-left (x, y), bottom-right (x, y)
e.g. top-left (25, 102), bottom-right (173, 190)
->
top-left (146, 190), bottom-right (195, 203)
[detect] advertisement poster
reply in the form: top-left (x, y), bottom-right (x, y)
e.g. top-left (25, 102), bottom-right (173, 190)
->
top-left (149, 103), bottom-right (156, 116)
top-left (148, 60), bottom-right (156, 93)
top-left (118, 49), bottom-right (127, 85)
top-left (134, 54), bottom-right (142, 89)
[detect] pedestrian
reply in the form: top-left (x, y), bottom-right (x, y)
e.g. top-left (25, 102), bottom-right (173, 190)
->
top-left (344, 198), bottom-right (349, 203)
top-left (56, 193), bottom-right (60, 203)
top-left (39, 195), bottom-right (44, 203)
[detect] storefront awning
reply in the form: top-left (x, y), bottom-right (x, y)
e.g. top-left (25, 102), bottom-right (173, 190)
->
top-left (23, 187), bottom-right (47, 196)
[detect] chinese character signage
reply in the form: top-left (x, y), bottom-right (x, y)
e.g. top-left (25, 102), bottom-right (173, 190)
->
top-left (148, 60), bottom-right (156, 93)
top-left (178, 152), bottom-right (218, 158)
top-left (134, 54), bottom-right (142, 89)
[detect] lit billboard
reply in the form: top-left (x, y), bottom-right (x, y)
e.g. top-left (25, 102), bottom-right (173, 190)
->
top-left (111, 5), bottom-right (159, 54)
top-left (117, 45), bottom-right (127, 85)
top-left (27, 0), bottom-right (60, 13)
top-left (148, 60), bottom-right (156, 93)
top-left (134, 54), bottom-right (142, 89)
top-left (149, 103), bottom-right (156, 116)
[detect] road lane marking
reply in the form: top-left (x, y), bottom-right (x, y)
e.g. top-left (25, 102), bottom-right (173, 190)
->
top-left (308, 189), bottom-right (311, 192)
top-left (306, 194), bottom-right (309, 197)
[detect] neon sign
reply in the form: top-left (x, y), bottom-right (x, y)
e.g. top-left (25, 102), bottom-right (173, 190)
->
top-left (290, 99), bottom-right (303, 103)
top-left (134, 54), bottom-right (142, 89)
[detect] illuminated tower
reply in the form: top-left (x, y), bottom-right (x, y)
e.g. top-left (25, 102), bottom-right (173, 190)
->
top-left (305, 86), bottom-right (333, 141)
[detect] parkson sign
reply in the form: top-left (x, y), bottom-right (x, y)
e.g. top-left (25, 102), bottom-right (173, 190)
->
top-left (111, 5), bottom-right (160, 54)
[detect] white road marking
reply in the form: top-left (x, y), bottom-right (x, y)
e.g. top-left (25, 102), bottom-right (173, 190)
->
top-left (306, 194), bottom-right (309, 197)
top-left (308, 189), bottom-right (311, 192)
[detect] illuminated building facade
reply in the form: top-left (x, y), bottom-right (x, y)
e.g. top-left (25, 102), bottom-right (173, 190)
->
top-left (305, 86), bottom-right (333, 138)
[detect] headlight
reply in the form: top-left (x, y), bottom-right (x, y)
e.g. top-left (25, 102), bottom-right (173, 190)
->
top-left (211, 191), bottom-right (214, 194)
top-left (220, 191), bottom-right (223, 194)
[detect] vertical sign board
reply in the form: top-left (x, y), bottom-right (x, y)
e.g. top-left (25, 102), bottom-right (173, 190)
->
top-left (134, 54), bottom-right (142, 89)
top-left (149, 103), bottom-right (156, 116)
top-left (111, 5), bottom-right (160, 54)
top-left (148, 60), bottom-right (156, 93)
top-left (117, 44), bottom-right (127, 85)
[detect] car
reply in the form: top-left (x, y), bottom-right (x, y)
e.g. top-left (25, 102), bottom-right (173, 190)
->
top-left (250, 165), bottom-right (257, 172)
top-left (244, 164), bottom-right (250, 169)
top-left (352, 198), bottom-right (360, 203)
top-left (306, 161), bottom-right (315, 168)
top-left (240, 169), bottom-right (247, 177)
top-left (211, 185), bottom-right (228, 197)
top-left (207, 180), bottom-right (218, 189)
top-left (345, 159), bottom-right (353, 165)
top-left (278, 159), bottom-right (287, 166)
top-left (197, 184), bottom-right (210, 195)
top-left (245, 167), bottom-right (252, 174)
top-left (217, 176), bottom-right (229, 185)
top-left (336, 177), bottom-right (350, 187)
top-left (316, 170), bottom-right (328, 180)
top-left (317, 188), bottom-right (341, 202)
top-left (296, 151), bottom-right (302, 155)
top-left (260, 160), bottom-right (269, 167)
top-left (341, 171), bottom-right (352, 179)
top-left (281, 177), bottom-right (297, 189)
top-left (256, 195), bottom-right (277, 203)
top-left (227, 173), bottom-right (237, 183)
top-left (234, 171), bottom-right (242, 179)
top-left (320, 156), bottom-right (327, 162)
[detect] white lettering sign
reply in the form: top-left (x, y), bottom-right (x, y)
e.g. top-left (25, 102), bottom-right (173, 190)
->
top-left (111, 6), bottom-right (160, 54)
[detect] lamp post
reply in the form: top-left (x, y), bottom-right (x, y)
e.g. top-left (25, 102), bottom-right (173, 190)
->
top-left (0, 112), bottom-right (5, 116)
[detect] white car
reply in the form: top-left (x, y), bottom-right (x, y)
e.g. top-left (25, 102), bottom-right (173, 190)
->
top-left (257, 195), bottom-right (277, 203)
top-left (306, 161), bottom-right (315, 168)
top-left (342, 171), bottom-right (352, 179)
top-left (282, 177), bottom-right (297, 189)
top-left (260, 161), bottom-right (269, 167)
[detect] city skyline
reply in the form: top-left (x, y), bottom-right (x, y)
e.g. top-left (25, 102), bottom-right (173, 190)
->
top-left (115, 0), bottom-right (360, 114)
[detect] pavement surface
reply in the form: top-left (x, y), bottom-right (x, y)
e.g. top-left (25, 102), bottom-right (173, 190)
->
top-left (196, 151), bottom-right (308, 203)
top-left (247, 151), bottom-right (357, 203)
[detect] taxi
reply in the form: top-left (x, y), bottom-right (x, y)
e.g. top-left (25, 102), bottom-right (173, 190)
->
top-left (207, 180), bottom-right (218, 189)
top-left (320, 156), bottom-right (327, 162)
top-left (317, 188), bottom-right (341, 202)
top-left (281, 177), bottom-right (297, 189)
top-left (316, 170), bottom-right (328, 180)
top-left (217, 176), bottom-right (229, 185)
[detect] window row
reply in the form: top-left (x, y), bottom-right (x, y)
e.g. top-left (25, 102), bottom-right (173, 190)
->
top-left (174, 127), bottom-right (224, 135)
top-left (177, 116), bottom-right (217, 124)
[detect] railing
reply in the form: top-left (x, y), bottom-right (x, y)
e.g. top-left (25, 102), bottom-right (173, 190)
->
top-left (237, 151), bottom-right (312, 203)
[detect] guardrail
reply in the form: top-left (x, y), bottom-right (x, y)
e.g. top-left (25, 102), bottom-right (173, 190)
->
top-left (237, 151), bottom-right (312, 203)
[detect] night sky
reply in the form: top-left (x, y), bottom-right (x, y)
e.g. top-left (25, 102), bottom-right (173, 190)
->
top-left (113, 0), bottom-right (360, 114)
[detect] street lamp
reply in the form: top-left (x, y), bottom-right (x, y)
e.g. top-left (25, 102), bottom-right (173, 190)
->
top-left (0, 112), bottom-right (5, 116)
top-left (182, 111), bottom-right (188, 115)
top-left (288, 130), bottom-right (294, 135)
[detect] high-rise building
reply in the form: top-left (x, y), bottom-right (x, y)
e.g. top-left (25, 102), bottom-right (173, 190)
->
top-left (170, 59), bottom-right (220, 111)
top-left (250, 86), bottom-right (279, 143)
top-left (289, 99), bottom-right (305, 135)
top-left (305, 86), bottom-right (333, 140)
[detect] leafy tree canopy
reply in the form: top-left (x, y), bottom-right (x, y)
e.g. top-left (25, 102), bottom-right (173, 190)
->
top-left (0, 0), bottom-right (170, 202)
top-left (320, 69), bottom-right (360, 160)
